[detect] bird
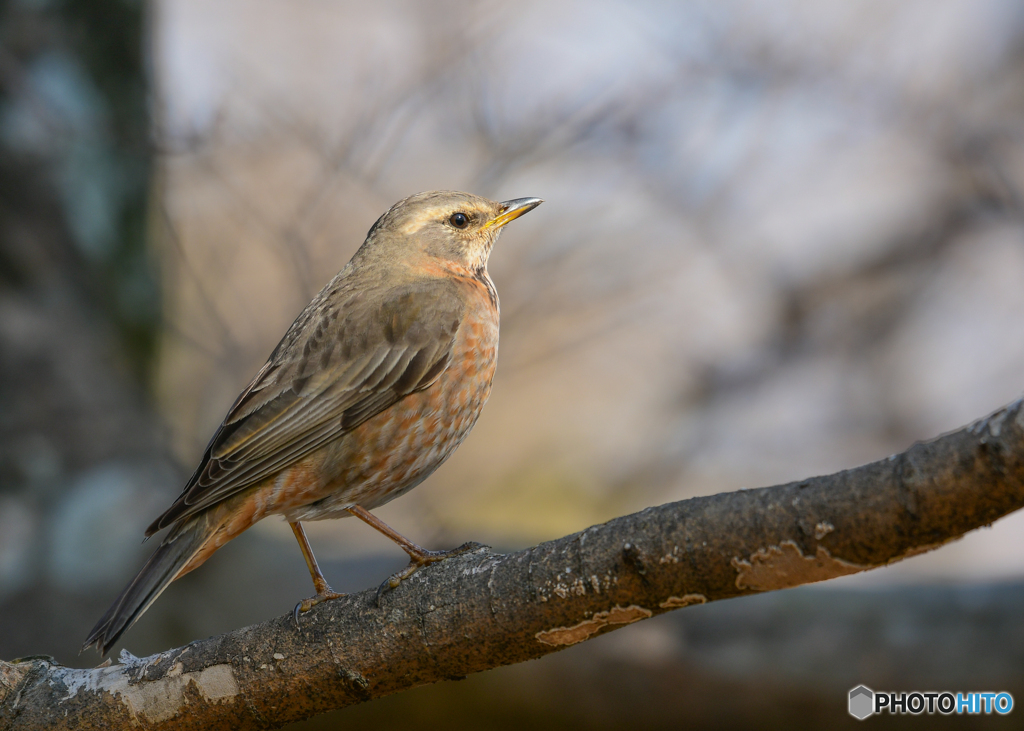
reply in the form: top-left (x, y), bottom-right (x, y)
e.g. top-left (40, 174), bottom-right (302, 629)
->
top-left (83, 190), bottom-right (542, 655)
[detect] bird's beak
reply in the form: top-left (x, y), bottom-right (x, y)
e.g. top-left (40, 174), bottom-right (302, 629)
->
top-left (485, 197), bottom-right (543, 230)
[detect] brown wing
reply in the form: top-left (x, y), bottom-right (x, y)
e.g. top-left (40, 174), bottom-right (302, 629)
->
top-left (147, 278), bottom-right (464, 535)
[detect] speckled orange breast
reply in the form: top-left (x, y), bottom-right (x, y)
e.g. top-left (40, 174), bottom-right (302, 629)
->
top-left (278, 273), bottom-right (497, 520)
top-left (305, 306), bottom-right (498, 516)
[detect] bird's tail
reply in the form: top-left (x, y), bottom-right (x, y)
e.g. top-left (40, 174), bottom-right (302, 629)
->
top-left (83, 513), bottom-right (218, 656)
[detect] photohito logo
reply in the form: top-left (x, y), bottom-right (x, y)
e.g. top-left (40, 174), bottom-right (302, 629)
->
top-left (848, 686), bottom-right (1013, 719)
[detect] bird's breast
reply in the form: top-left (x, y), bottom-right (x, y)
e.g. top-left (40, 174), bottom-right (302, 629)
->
top-left (276, 276), bottom-right (499, 520)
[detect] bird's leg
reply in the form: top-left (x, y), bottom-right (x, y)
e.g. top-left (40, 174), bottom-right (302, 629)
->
top-left (290, 521), bottom-right (344, 623)
top-left (346, 505), bottom-right (482, 603)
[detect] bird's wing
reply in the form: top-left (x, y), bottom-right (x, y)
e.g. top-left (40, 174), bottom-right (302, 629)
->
top-left (146, 278), bottom-right (464, 535)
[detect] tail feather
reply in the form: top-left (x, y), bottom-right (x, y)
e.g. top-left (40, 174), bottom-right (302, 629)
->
top-left (83, 515), bottom-right (215, 656)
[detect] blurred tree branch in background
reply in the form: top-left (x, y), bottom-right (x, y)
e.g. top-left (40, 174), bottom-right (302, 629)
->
top-left (0, 0), bottom-right (181, 665)
top-left (0, 0), bottom-right (157, 372)
top-left (4, 398), bottom-right (1023, 729)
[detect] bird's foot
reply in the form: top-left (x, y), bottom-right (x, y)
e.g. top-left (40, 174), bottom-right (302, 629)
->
top-left (292, 580), bottom-right (345, 626)
top-left (375, 541), bottom-right (484, 605)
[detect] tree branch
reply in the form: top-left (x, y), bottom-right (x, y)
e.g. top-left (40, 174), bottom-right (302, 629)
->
top-left (4, 398), bottom-right (1024, 729)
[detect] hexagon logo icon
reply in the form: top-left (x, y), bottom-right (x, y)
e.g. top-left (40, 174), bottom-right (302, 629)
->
top-left (849, 685), bottom-right (874, 720)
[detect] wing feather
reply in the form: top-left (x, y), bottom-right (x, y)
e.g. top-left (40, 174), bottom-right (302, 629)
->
top-left (146, 278), bottom-right (465, 535)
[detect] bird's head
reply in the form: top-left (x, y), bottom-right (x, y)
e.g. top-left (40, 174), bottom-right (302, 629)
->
top-left (361, 191), bottom-right (542, 273)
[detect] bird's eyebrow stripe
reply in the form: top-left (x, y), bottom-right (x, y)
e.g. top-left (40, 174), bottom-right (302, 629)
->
top-left (399, 205), bottom-right (487, 234)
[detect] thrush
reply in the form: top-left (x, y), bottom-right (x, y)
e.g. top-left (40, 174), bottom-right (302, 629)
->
top-left (84, 190), bottom-right (542, 655)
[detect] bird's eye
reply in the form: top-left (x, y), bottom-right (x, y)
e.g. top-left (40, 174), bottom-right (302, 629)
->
top-left (449, 212), bottom-right (469, 229)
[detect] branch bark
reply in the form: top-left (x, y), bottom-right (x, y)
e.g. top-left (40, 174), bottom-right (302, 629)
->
top-left (4, 398), bottom-right (1024, 729)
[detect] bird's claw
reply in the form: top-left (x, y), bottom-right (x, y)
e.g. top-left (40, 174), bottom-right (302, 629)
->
top-left (374, 541), bottom-right (486, 606)
top-left (292, 587), bottom-right (345, 628)
top-left (375, 564), bottom-right (417, 606)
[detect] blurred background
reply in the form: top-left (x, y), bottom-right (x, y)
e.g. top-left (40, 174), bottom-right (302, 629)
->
top-left (3, 0), bottom-right (1024, 728)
